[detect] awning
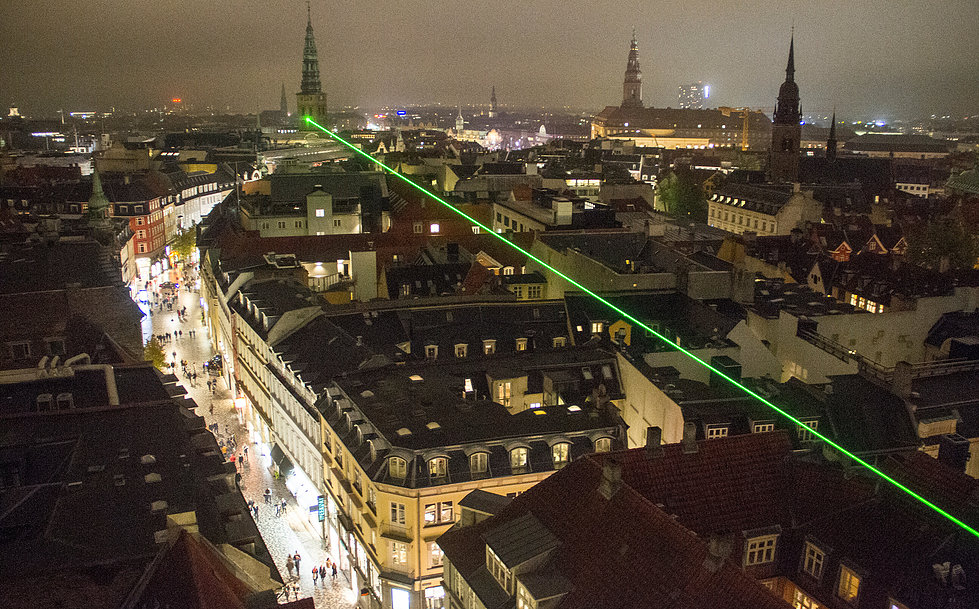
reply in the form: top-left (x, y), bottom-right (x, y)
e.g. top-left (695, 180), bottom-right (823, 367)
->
top-left (270, 444), bottom-right (295, 477)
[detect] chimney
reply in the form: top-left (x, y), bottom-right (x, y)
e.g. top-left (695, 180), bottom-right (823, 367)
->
top-left (645, 426), bottom-right (664, 458)
top-left (891, 361), bottom-right (914, 399)
top-left (681, 422), bottom-right (699, 454)
top-left (703, 534), bottom-right (735, 573)
top-left (597, 458), bottom-right (623, 500)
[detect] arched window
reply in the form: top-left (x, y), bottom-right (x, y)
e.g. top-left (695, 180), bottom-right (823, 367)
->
top-left (510, 447), bottom-right (529, 473)
top-left (552, 443), bottom-right (570, 469)
top-left (595, 437), bottom-right (612, 453)
top-left (428, 457), bottom-right (448, 480)
top-left (389, 456), bottom-right (407, 480)
top-left (470, 452), bottom-right (489, 476)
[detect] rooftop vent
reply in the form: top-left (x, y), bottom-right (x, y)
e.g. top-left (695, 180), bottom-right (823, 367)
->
top-left (118, 448), bottom-right (130, 459)
top-left (144, 472), bottom-right (162, 484)
top-left (66, 481), bottom-right (83, 492)
top-left (396, 427), bottom-right (412, 436)
top-left (409, 374), bottom-right (424, 383)
top-left (426, 421), bottom-right (441, 430)
top-left (87, 465), bottom-right (105, 473)
top-left (114, 474), bottom-right (125, 487)
top-left (141, 454), bottom-right (157, 465)
top-left (360, 390), bottom-right (375, 398)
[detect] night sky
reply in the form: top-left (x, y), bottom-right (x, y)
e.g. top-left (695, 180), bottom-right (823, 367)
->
top-left (2, 0), bottom-right (976, 119)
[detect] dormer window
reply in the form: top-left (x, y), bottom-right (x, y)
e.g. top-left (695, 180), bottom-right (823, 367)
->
top-left (470, 452), bottom-right (489, 476)
top-left (552, 336), bottom-right (566, 348)
top-left (455, 343), bottom-right (468, 358)
top-left (510, 447), bottom-right (529, 473)
top-left (744, 533), bottom-right (778, 566)
top-left (515, 338), bottom-right (528, 352)
top-left (591, 322), bottom-right (603, 334)
top-left (425, 345), bottom-right (438, 360)
top-left (517, 581), bottom-right (537, 609)
top-left (799, 419), bottom-right (818, 442)
top-left (486, 546), bottom-right (512, 592)
top-left (595, 437), bottom-right (612, 453)
top-left (428, 457), bottom-right (448, 480)
top-left (389, 456), bottom-right (407, 480)
top-left (552, 443), bottom-right (570, 469)
top-left (483, 339), bottom-right (496, 355)
top-left (706, 425), bottom-right (729, 439)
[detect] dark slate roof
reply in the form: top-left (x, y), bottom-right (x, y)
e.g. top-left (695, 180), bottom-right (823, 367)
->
top-left (843, 134), bottom-right (949, 154)
top-left (0, 240), bottom-right (123, 293)
top-left (536, 231), bottom-right (658, 274)
top-left (483, 512), bottom-right (560, 568)
top-left (824, 374), bottom-right (919, 453)
top-left (267, 170), bottom-right (388, 205)
top-left (925, 311), bottom-right (979, 348)
top-left (711, 183), bottom-right (793, 216)
top-left (384, 262), bottom-right (470, 298)
top-left (799, 156), bottom-right (893, 194)
top-left (459, 489), bottom-right (511, 516)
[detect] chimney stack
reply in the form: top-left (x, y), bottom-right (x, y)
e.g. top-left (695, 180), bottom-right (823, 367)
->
top-left (645, 426), bottom-right (664, 458)
top-left (703, 534), bottom-right (735, 573)
top-left (598, 458), bottom-right (623, 500)
top-left (681, 421), bottom-right (699, 454)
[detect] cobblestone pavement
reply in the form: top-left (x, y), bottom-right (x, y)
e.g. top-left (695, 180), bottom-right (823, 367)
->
top-left (142, 266), bottom-right (357, 608)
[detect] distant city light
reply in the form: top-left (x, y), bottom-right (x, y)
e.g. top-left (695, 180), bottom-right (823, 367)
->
top-left (704, 85), bottom-right (710, 98)
top-left (171, 98), bottom-right (182, 103)
top-left (396, 110), bottom-right (406, 116)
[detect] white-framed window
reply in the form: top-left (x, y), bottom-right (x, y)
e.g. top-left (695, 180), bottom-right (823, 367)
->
top-left (138, 243), bottom-right (146, 253)
top-left (552, 336), bottom-right (566, 348)
top-left (527, 285), bottom-right (542, 299)
top-left (496, 381), bottom-right (512, 407)
top-left (455, 343), bottom-right (467, 358)
top-left (753, 422), bottom-right (776, 433)
top-left (517, 581), bottom-right (537, 609)
top-left (427, 455), bottom-right (449, 478)
top-left (483, 339), bottom-right (496, 354)
top-left (838, 565), bottom-right (861, 604)
top-left (471, 225), bottom-right (480, 234)
top-left (515, 338), bottom-right (528, 351)
top-left (425, 345), bottom-right (438, 360)
top-left (799, 420), bottom-right (818, 442)
top-left (744, 534), bottom-right (777, 566)
top-left (389, 456), bottom-right (407, 479)
top-left (424, 501), bottom-right (454, 526)
top-left (706, 425), bottom-right (729, 439)
top-left (510, 447), bottom-right (529, 472)
top-left (413, 222), bottom-right (423, 234)
top-left (486, 547), bottom-right (511, 592)
top-left (591, 322), bottom-right (603, 334)
top-left (315, 208), bottom-right (325, 217)
top-left (595, 437), bottom-right (612, 453)
top-left (552, 443), bottom-right (570, 469)
top-left (390, 501), bottom-right (406, 525)
top-left (391, 541), bottom-right (408, 565)
top-left (803, 542), bottom-right (826, 579)
top-left (429, 542), bottom-right (444, 567)
top-left (470, 452), bottom-right (488, 475)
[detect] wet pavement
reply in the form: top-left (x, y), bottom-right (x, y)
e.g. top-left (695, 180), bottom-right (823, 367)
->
top-left (141, 266), bottom-right (357, 608)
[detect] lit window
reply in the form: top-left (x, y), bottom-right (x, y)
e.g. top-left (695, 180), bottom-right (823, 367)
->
top-left (471, 225), bottom-right (480, 234)
top-left (455, 343), bottom-right (467, 358)
top-left (390, 502), bottom-right (406, 524)
top-left (744, 534), bottom-right (777, 566)
top-left (425, 345), bottom-right (438, 360)
top-left (706, 426), bottom-right (729, 439)
top-left (552, 337), bottom-right (566, 348)
top-left (799, 420), bottom-right (818, 442)
top-left (470, 452), bottom-right (488, 475)
top-left (391, 541), bottom-right (408, 565)
top-left (429, 542), bottom-right (444, 567)
top-left (552, 443), bottom-right (570, 469)
top-left (793, 588), bottom-right (820, 609)
top-left (315, 208), bottom-right (325, 217)
top-left (838, 566), bottom-right (861, 604)
top-left (595, 437), bottom-right (612, 453)
top-left (486, 547), bottom-right (511, 592)
top-left (753, 422), bottom-right (776, 433)
top-left (389, 457), bottom-right (407, 479)
top-left (591, 322), bottom-right (603, 334)
top-left (496, 381), bottom-right (512, 407)
top-left (430, 223), bottom-right (440, 233)
top-left (484, 339), bottom-right (496, 355)
top-left (803, 542), bottom-right (826, 579)
top-left (510, 447), bottom-right (529, 473)
top-left (515, 338), bottom-right (528, 351)
top-left (517, 581), bottom-right (537, 609)
top-left (424, 501), bottom-right (454, 525)
top-left (428, 457), bottom-right (448, 479)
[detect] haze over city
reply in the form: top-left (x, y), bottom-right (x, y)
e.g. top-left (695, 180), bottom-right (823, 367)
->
top-left (2, 0), bottom-right (977, 118)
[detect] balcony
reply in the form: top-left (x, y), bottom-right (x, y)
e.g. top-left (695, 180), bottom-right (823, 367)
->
top-left (380, 520), bottom-right (413, 543)
top-left (382, 560), bottom-right (413, 582)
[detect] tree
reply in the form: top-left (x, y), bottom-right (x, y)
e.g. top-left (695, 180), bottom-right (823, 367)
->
top-left (656, 169), bottom-right (707, 222)
top-left (144, 337), bottom-right (167, 371)
top-left (172, 229), bottom-right (196, 260)
top-left (906, 217), bottom-right (979, 271)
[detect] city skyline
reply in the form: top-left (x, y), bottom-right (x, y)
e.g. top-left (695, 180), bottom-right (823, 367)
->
top-left (2, 0), bottom-right (977, 119)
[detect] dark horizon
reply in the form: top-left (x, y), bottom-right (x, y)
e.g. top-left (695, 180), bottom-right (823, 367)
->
top-left (2, 0), bottom-right (977, 120)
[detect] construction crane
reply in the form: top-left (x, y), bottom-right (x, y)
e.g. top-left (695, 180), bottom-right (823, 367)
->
top-left (718, 106), bottom-right (752, 151)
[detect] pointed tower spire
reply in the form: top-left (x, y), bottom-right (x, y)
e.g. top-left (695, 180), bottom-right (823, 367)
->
top-left (297, 4), bottom-right (327, 128)
top-left (826, 108), bottom-right (838, 163)
top-left (280, 84), bottom-right (288, 115)
top-left (622, 30), bottom-right (643, 108)
top-left (770, 33), bottom-right (802, 182)
top-left (87, 170), bottom-right (111, 227)
top-left (786, 32), bottom-right (795, 80)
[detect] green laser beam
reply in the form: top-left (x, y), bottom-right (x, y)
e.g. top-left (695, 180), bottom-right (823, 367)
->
top-left (304, 116), bottom-right (979, 539)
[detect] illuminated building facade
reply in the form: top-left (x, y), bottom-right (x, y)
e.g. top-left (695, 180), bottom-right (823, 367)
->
top-left (677, 81), bottom-right (709, 109)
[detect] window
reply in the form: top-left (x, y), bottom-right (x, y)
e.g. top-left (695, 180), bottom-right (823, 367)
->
top-left (483, 339), bottom-right (496, 355)
top-left (315, 208), bottom-right (325, 217)
top-left (391, 541), bottom-right (408, 565)
top-left (429, 542), bottom-right (444, 567)
top-left (502, 266), bottom-right (514, 276)
top-left (517, 582), bottom-right (537, 609)
top-left (486, 547), bottom-right (511, 592)
top-left (428, 457), bottom-right (448, 479)
top-left (706, 425), bottom-right (729, 439)
top-left (552, 336), bottom-right (566, 348)
top-left (390, 501), bottom-right (406, 525)
top-left (744, 535), bottom-right (777, 566)
top-left (471, 225), bottom-right (480, 234)
top-left (803, 542), bottom-right (825, 579)
top-left (595, 437), bottom-right (612, 453)
top-left (515, 338), bottom-right (528, 351)
top-left (496, 381), bottom-right (512, 407)
top-left (429, 223), bottom-right (440, 233)
top-left (389, 457), bottom-right (407, 479)
top-left (425, 345), bottom-right (438, 360)
top-left (9, 342), bottom-right (31, 360)
top-left (838, 566), bottom-right (861, 604)
top-left (470, 452), bottom-right (488, 475)
top-left (46, 339), bottom-right (65, 355)
top-left (413, 222), bottom-right (423, 234)
top-left (552, 443), bottom-right (570, 469)
top-left (455, 343), bottom-right (467, 358)
top-left (137, 229), bottom-right (146, 238)
top-left (510, 447), bottom-right (529, 473)
top-left (138, 243), bottom-right (146, 253)
top-left (333, 219), bottom-right (342, 227)
top-left (135, 217), bottom-right (144, 225)
top-left (512, 286), bottom-right (523, 298)
top-left (527, 285), bottom-right (542, 299)
top-left (799, 420), bottom-right (818, 442)
top-left (793, 589), bottom-right (820, 609)
top-left (753, 422), bottom-right (776, 433)
top-left (424, 501), bottom-right (454, 525)
top-left (591, 322), bottom-right (604, 334)
top-left (496, 212), bottom-right (502, 222)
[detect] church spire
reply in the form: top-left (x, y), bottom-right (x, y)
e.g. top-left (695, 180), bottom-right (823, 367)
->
top-left (769, 33), bottom-right (802, 182)
top-left (280, 84), bottom-right (288, 115)
top-left (826, 108), bottom-right (838, 163)
top-left (300, 1), bottom-right (322, 95)
top-left (621, 30), bottom-right (643, 108)
top-left (786, 33), bottom-right (795, 80)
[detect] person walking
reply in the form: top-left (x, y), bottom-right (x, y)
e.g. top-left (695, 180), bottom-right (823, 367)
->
top-left (243, 446), bottom-right (248, 461)
top-left (311, 566), bottom-right (319, 583)
top-left (275, 502), bottom-right (281, 517)
top-left (264, 488), bottom-right (272, 504)
top-left (281, 498), bottom-right (287, 514)
top-left (285, 556), bottom-right (294, 578)
top-left (331, 561), bottom-right (337, 580)
top-left (319, 564), bottom-right (326, 582)
top-left (293, 552), bottom-right (301, 571)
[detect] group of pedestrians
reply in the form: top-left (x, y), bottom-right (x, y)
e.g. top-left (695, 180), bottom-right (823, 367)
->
top-left (284, 551), bottom-right (338, 583)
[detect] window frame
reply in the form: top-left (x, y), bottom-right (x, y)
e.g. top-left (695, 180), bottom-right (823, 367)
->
top-left (744, 534), bottom-right (778, 566)
top-left (802, 541), bottom-right (826, 580)
top-left (837, 564), bottom-right (861, 604)
top-left (552, 442), bottom-right (570, 469)
top-left (470, 451), bottom-right (489, 475)
top-left (595, 437), bottom-right (612, 453)
top-left (510, 447), bottom-right (529, 473)
top-left (389, 456), bottom-right (407, 480)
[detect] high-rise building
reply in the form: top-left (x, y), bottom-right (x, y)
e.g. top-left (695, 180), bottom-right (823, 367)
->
top-left (677, 82), bottom-right (709, 109)
top-left (769, 35), bottom-right (802, 182)
top-left (622, 30), bottom-right (643, 108)
top-left (296, 4), bottom-right (327, 129)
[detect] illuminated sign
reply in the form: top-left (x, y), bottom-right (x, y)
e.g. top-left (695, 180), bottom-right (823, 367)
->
top-left (396, 110), bottom-right (406, 116)
top-left (31, 132), bottom-right (61, 137)
top-left (171, 98), bottom-right (182, 104)
top-left (704, 84), bottom-right (710, 99)
top-left (317, 495), bottom-right (325, 521)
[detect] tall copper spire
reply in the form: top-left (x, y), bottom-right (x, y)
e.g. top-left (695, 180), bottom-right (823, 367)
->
top-left (300, 1), bottom-right (322, 95)
top-left (769, 33), bottom-right (802, 182)
top-left (826, 108), bottom-right (838, 163)
top-left (622, 29), bottom-right (643, 108)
